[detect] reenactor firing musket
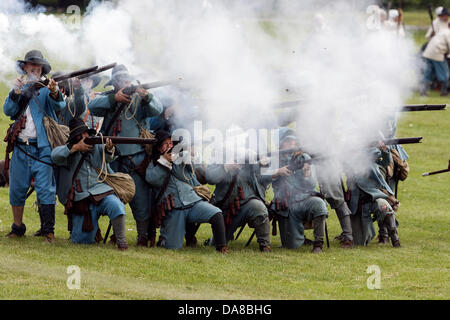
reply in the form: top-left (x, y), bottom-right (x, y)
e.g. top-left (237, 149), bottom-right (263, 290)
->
top-left (122, 78), bottom-right (183, 96)
top-left (422, 160), bottom-right (450, 176)
top-left (84, 136), bottom-right (156, 145)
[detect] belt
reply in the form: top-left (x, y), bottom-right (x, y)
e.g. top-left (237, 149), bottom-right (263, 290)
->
top-left (16, 139), bottom-right (38, 147)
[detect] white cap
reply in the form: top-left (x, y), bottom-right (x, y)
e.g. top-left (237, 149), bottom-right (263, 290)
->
top-left (436, 6), bottom-right (443, 16)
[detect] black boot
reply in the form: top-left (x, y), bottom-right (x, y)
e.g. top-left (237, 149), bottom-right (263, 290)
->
top-left (312, 241), bottom-right (323, 253)
top-left (335, 203), bottom-right (353, 249)
top-left (34, 205), bottom-right (45, 237)
top-left (377, 221), bottom-right (389, 245)
top-left (440, 82), bottom-right (448, 96)
top-left (185, 222), bottom-right (199, 248)
top-left (40, 204), bottom-right (55, 243)
top-left (384, 214), bottom-right (400, 248)
top-left (6, 223), bottom-right (26, 238)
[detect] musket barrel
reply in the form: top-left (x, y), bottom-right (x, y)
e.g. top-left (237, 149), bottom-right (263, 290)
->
top-left (382, 137), bottom-right (423, 145)
top-left (52, 65), bottom-right (99, 82)
top-left (401, 104), bottom-right (447, 112)
top-left (84, 136), bottom-right (156, 145)
top-left (77, 63), bottom-right (117, 80)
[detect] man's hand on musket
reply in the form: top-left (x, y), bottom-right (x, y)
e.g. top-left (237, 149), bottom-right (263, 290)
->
top-left (114, 88), bottom-right (131, 104)
top-left (136, 87), bottom-right (149, 101)
top-left (302, 163), bottom-right (311, 178)
top-left (13, 76), bottom-right (25, 94)
top-left (273, 166), bottom-right (292, 178)
top-left (71, 137), bottom-right (93, 153)
top-left (105, 138), bottom-right (115, 153)
top-left (162, 149), bottom-right (174, 163)
top-left (377, 140), bottom-right (387, 151)
top-left (48, 79), bottom-right (59, 98)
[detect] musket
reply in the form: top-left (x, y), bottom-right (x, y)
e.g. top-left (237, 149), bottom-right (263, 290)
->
top-left (427, 3), bottom-right (435, 34)
top-left (77, 62), bottom-right (117, 80)
top-left (84, 136), bottom-right (156, 145)
top-left (272, 100), bottom-right (447, 112)
top-left (401, 104), bottom-right (446, 112)
top-left (25, 65), bottom-right (99, 93)
top-left (422, 160), bottom-right (450, 176)
top-left (381, 137), bottom-right (422, 145)
top-left (122, 78), bottom-right (183, 96)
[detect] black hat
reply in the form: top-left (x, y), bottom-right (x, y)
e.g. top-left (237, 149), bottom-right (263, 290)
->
top-left (67, 118), bottom-right (96, 144)
top-left (88, 75), bottom-right (102, 89)
top-left (439, 7), bottom-right (449, 16)
top-left (104, 64), bottom-right (133, 87)
top-left (154, 130), bottom-right (172, 151)
top-left (16, 50), bottom-right (51, 76)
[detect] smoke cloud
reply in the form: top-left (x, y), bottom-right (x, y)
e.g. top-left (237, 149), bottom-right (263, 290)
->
top-left (0, 0), bottom-right (419, 175)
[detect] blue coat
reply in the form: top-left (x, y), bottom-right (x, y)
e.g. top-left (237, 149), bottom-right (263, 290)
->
top-left (272, 152), bottom-right (319, 217)
top-left (88, 91), bottom-right (163, 156)
top-left (3, 85), bottom-right (66, 149)
top-left (205, 163), bottom-right (272, 207)
top-left (51, 144), bottom-right (117, 203)
top-left (145, 156), bottom-right (203, 209)
top-left (348, 147), bottom-right (394, 214)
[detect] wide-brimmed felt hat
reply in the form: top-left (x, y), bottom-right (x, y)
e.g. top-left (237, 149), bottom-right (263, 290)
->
top-left (16, 50), bottom-right (51, 76)
top-left (438, 7), bottom-right (449, 16)
top-left (67, 118), bottom-right (96, 144)
top-left (154, 130), bottom-right (172, 151)
top-left (104, 64), bottom-right (133, 87)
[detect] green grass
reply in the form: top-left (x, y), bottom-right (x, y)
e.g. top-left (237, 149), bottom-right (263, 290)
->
top-left (0, 12), bottom-right (449, 300)
top-left (0, 88), bottom-right (448, 300)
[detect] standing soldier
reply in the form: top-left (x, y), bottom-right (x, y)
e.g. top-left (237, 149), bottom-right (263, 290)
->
top-left (271, 128), bottom-right (328, 253)
top-left (88, 65), bottom-right (163, 246)
top-left (3, 50), bottom-right (65, 242)
top-left (79, 75), bottom-right (103, 130)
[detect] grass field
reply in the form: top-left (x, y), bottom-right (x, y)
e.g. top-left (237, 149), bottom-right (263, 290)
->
top-left (0, 12), bottom-right (449, 300)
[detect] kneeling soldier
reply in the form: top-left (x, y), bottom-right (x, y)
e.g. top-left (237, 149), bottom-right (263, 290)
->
top-left (347, 142), bottom-right (400, 247)
top-left (145, 130), bottom-right (228, 253)
top-left (51, 118), bottom-right (128, 250)
top-left (205, 155), bottom-right (272, 252)
top-left (271, 130), bottom-right (328, 253)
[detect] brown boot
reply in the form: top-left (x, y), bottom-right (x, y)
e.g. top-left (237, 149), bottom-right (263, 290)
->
top-left (137, 235), bottom-right (148, 247)
top-left (312, 241), bottom-right (323, 253)
top-left (259, 245), bottom-right (271, 253)
top-left (216, 245), bottom-right (229, 254)
top-left (44, 233), bottom-right (55, 244)
top-left (340, 238), bottom-right (353, 249)
top-left (117, 242), bottom-right (129, 251)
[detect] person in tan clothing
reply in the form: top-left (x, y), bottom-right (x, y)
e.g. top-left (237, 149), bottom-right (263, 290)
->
top-left (421, 19), bottom-right (450, 96)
